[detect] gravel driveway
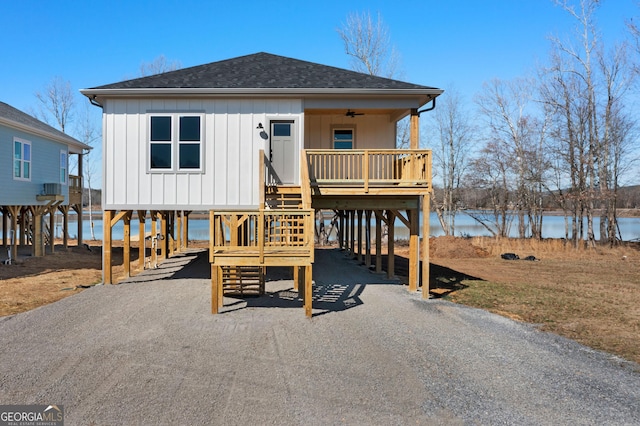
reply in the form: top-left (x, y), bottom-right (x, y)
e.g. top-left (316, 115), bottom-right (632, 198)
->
top-left (0, 248), bottom-right (638, 425)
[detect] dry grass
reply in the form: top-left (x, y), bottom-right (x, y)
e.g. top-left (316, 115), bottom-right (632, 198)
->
top-left (428, 237), bottom-right (640, 364)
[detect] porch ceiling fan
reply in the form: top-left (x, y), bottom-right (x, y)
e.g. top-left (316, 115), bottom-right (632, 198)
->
top-left (345, 109), bottom-right (364, 118)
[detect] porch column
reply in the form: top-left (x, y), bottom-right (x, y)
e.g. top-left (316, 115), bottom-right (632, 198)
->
top-left (7, 206), bottom-right (19, 261)
top-left (410, 108), bottom-right (420, 150)
top-left (49, 210), bottom-right (55, 254)
top-left (422, 194), bottom-right (431, 299)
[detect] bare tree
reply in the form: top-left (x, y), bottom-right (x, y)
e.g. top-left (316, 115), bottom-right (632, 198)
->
top-left (34, 76), bottom-right (75, 132)
top-left (338, 10), bottom-right (408, 149)
top-left (337, 11), bottom-right (400, 78)
top-left (540, 0), bottom-right (636, 246)
top-left (139, 54), bottom-right (182, 77)
top-left (428, 87), bottom-right (474, 236)
top-left (474, 78), bottom-right (548, 239)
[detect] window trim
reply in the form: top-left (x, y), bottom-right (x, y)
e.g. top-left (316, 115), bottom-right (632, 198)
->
top-left (60, 150), bottom-right (68, 185)
top-left (147, 112), bottom-right (205, 173)
top-left (13, 137), bottom-right (32, 181)
top-left (331, 125), bottom-right (355, 150)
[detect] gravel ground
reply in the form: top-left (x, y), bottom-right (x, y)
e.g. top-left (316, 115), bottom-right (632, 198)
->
top-left (0, 248), bottom-right (638, 425)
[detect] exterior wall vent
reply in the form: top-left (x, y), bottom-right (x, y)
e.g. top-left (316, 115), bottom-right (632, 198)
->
top-left (43, 183), bottom-right (62, 196)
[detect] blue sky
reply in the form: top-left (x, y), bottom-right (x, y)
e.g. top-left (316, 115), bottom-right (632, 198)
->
top-left (2, 0), bottom-right (639, 188)
top-left (2, 0), bottom-right (636, 113)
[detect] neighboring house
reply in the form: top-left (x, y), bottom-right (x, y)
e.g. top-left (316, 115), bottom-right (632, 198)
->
top-left (0, 101), bottom-right (90, 260)
top-left (81, 52), bottom-right (443, 316)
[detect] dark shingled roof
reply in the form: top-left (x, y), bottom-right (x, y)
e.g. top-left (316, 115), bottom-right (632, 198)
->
top-left (91, 52), bottom-right (438, 91)
top-left (0, 101), bottom-right (88, 150)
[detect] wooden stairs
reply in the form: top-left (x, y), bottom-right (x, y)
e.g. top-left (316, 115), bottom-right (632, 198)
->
top-left (221, 266), bottom-right (265, 297)
top-left (219, 185), bottom-right (305, 298)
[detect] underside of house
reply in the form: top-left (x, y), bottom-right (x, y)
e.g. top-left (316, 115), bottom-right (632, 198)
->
top-left (81, 52), bottom-right (443, 317)
top-left (0, 101), bottom-right (89, 260)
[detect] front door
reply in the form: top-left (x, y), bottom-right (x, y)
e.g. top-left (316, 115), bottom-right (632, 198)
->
top-left (269, 121), bottom-right (296, 185)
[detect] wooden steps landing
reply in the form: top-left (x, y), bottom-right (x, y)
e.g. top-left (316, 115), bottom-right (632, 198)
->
top-left (221, 266), bottom-right (265, 297)
top-left (265, 186), bottom-right (303, 209)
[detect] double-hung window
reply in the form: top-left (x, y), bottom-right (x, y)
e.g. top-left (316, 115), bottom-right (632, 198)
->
top-left (60, 151), bottom-right (68, 184)
top-left (13, 138), bottom-right (31, 181)
top-left (149, 114), bottom-right (202, 172)
top-left (333, 128), bottom-right (354, 149)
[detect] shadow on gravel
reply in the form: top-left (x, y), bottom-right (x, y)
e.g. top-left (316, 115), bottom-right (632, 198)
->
top-left (376, 254), bottom-right (483, 299)
top-left (224, 279), bottom-right (367, 317)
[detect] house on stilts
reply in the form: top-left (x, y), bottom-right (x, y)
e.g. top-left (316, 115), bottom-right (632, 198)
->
top-left (80, 52), bottom-right (442, 317)
top-left (1, 101), bottom-right (90, 261)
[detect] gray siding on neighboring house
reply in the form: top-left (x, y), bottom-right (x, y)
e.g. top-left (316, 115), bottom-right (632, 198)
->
top-left (0, 122), bottom-right (69, 206)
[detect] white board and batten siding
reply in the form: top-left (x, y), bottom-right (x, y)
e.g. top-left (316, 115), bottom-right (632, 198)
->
top-left (102, 98), bottom-right (303, 211)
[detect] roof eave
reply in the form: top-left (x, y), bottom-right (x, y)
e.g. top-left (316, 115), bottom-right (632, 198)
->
top-left (0, 116), bottom-right (92, 153)
top-left (80, 87), bottom-right (443, 98)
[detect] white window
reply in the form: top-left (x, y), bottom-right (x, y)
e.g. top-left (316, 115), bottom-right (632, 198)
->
top-left (149, 114), bottom-right (203, 171)
top-left (13, 138), bottom-right (31, 181)
top-left (333, 128), bottom-right (354, 149)
top-left (60, 150), bottom-right (68, 184)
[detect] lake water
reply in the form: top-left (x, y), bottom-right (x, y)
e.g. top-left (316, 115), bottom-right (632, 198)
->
top-left (4, 211), bottom-right (638, 242)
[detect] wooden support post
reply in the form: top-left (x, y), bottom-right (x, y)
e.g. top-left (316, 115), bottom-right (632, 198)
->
top-left (104, 209), bottom-right (113, 284)
top-left (60, 205), bottom-right (69, 249)
top-left (18, 208), bottom-right (26, 247)
top-left (349, 210), bottom-right (356, 258)
top-left (151, 211), bottom-right (158, 267)
top-left (410, 109), bottom-right (420, 150)
top-left (365, 210), bottom-right (372, 268)
top-left (138, 210), bottom-right (146, 270)
top-left (33, 209), bottom-right (43, 257)
top-left (409, 208), bottom-right (419, 292)
top-left (387, 210), bottom-right (395, 279)
top-left (304, 265), bottom-right (313, 318)
top-left (183, 211), bottom-right (190, 249)
top-left (48, 210), bottom-right (55, 254)
top-left (123, 211), bottom-right (131, 277)
top-left (218, 265), bottom-right (224, 308)
top-left (338, 211), bottom-right (345, 250)
top-left (357, 210), bottom-right (363, 263)
top-left (293, 266), bottom-right (299, 291)
top-left (176, 211), bottom-right (182, 253)
top-left (160, 212), bottom-right (167, 260)
top-left (422, 195), bottom-right (431, 299)
top-left (1, 208), bottom-right (6, 247)
top-left (7, 206), bottom-right (19, 261)
top-left (211, 264), bottom-right (219, 314)
top-left (375, 210), bottom-right (382, 273)
top-left (77, 154), bottom-right (84, 247)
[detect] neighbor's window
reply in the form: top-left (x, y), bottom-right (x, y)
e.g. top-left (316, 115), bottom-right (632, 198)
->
top-left (149, 114), bottom-right (202, 171)
top-left (333, 128), bottom-right (354, 149)
top-left (13, 138), bottom-right (31, 180)
top-left (60, 151), bottom-right (68, 184)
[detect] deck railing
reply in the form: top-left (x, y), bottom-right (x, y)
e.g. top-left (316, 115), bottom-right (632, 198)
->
top-left (305, 149), bottom-right (431, 192)
top-left (209, 209), bottom-right (314, 265)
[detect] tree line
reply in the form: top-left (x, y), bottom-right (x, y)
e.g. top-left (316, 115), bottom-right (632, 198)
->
top-left (427, 0), bottom-right (640, 246)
